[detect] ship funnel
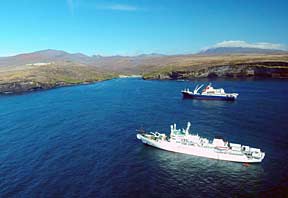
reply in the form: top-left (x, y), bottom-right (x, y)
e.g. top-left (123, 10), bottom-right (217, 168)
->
top-left (170, 125), bottom-right (173, 133)
top-left (174, 124), bottom-right (176, 130)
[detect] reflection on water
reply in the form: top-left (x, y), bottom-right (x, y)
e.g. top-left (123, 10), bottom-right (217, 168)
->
top-left (188, 98), bottom-right (234, 108)
top-left (138, 145), bottom-right (265, 197)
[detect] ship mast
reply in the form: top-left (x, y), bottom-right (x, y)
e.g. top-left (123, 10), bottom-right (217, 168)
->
top-left (194, 84), bottom-right (204, 94)
top-left (185, 122), bottom-right (191, 136)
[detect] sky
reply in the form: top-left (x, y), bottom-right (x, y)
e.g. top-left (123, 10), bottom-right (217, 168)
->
top-left (0, 0), bottom-right (287, 56)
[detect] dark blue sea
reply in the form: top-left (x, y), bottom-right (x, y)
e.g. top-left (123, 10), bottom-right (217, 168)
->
top-left (0, 78), bottom-right (288, 197)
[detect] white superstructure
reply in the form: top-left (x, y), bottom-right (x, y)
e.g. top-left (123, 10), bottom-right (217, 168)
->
top-left (137, 122), bottom-right (265, 163)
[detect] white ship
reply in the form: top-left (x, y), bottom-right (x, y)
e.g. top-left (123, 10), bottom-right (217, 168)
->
top-left (137, 122), bottom-right (265, 163)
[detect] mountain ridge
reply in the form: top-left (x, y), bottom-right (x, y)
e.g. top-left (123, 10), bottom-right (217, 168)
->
top-left (1, 48), bottom-right (287, 71)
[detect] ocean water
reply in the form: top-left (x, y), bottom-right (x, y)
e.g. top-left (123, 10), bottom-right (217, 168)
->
top-left (0, 78), bottom-right (287, 197)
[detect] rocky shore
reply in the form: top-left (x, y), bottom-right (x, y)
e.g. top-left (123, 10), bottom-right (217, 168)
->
top-left (142, 61), bottom-right (288, 80)
top-left (0, 63), bottom-right (116, 95)
top-left (0, 80), bottom-right (103, 95)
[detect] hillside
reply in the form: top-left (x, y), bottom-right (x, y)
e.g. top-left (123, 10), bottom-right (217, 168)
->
top-left (1, 49), bottom-right (288, 94)
top-left (0, 62), bottom-right (116, 94)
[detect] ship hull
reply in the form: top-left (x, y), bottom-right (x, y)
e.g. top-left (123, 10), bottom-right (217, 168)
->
top-left (182, 91), bottom-right (236, 101)
top-left (137, 134), bottom-right (264, 163)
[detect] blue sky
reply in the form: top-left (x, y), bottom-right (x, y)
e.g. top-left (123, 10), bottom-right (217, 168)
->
top-left (0, 0), bottom-right (287, 56)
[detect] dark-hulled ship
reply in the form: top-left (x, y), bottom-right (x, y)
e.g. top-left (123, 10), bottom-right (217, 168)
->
top-left (182, 83), bottom-right (239, 101)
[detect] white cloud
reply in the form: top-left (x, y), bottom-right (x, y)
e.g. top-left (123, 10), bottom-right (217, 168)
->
top-left (66, 0), bottom-right (75, 15)
top-left (203, 40), bottom-right (287, 51)
top-left (96, 4), bottom-right (139, 11)
top-left (65, 1), bottom-right (140, 13)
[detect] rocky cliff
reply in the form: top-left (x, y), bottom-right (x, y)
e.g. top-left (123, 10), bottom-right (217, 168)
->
top-left (142, 62), bottom-right (288, 80)
top-left (0, 63), bottom-right (116, 94)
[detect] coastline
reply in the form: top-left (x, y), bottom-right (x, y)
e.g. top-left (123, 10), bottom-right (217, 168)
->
top-left (0, 63), bottom-right (117, 95)
top-left (142, 62), bottom-right (288, 80)
top-left (0, 78), bottom-right (117, 96)
top-left (1, 73), bottom-right (288, 96)
top-left (1, 56), bottom-right (288, 95)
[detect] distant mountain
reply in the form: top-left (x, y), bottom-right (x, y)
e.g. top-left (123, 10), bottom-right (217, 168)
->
top-left (199, 47), bottom-right (287, 55)
top-left (0, 49), bottom-right (169, 72)
top-left (0, 49), bottom-right (92, 67)
top-left (135, 53), bottom-right (166, 58)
